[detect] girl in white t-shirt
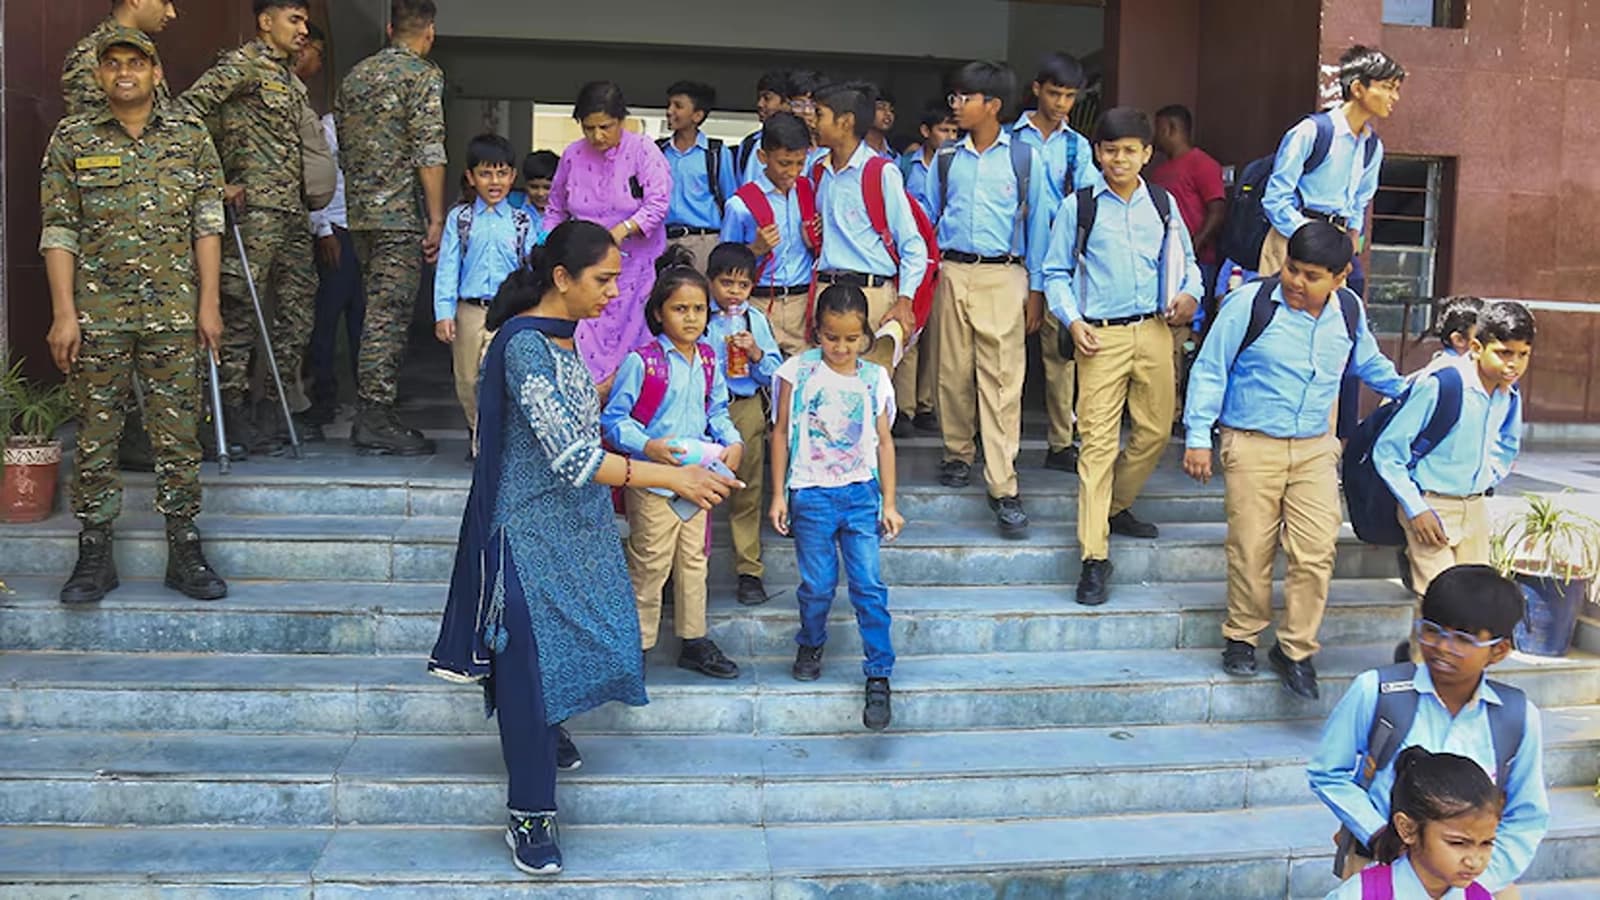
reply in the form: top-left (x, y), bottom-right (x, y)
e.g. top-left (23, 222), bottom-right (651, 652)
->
top-left (768, 284), bottom-right (904, 731)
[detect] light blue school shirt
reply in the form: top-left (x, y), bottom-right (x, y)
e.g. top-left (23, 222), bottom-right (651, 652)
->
top-left (661, 131), bottom-right (739, 230)
top-left (704, 303), bottom-right (783, 397)
top-left (903, 152), bottom-right (935, 217)
top-left (1262, 108), bottom-right (1382, 239)
top-left (719, 170), bottom-right (816, 288)
top-left (433, 198), bottom-right (537, 323)
top-left (923, 129), bottom-right (1051, 290)
top-left (600, 334), bottom-right (743, 461)
top-left (1011, 112), bottom-right (1098, 212)
top-left (1373, 354), bottom-right (1522, 519)
top-left (1322, 857), bottom-right (1479, 900)
top-left (1183, 282), bottom-right (1406, 449)
top-left (814, 141), bottom-right (929, 298)
top-left (1041, 178), bottom-right (1203, 325)
top-left (1307, 665), bottom-right (1548, 893)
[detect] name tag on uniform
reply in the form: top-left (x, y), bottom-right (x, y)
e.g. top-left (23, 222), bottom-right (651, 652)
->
top-left (260, 80), bottom-right (289, 94)
top-left (75, 155), bottom-right (122, 170)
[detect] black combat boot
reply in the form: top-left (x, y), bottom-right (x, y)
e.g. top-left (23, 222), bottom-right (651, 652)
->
top-left (223, 403), bottom-right (281, 456)
top-left (59, 525), bottom-right (118, 605)
top-left (164, 516), bottom-right (228, 601)
top-left (351, 405), bottom-right (436, 456)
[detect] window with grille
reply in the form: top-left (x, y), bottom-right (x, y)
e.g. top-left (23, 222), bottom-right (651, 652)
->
top-left (1367, 156), bottom-right (1449, 335)
top-left (1383, 0), bottom-right (1463, 28)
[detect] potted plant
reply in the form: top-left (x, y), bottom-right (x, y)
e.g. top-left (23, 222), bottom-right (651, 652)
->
top-left (1491, 494), bottom-right (1600, 658)
top-left (0, 358), bottom-right (73, 524)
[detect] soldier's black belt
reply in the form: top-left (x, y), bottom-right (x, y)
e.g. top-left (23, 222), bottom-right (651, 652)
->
top-left (666, 225), bottom-right (718, 238)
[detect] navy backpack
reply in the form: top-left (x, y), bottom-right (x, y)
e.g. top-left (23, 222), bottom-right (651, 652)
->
top-left (1341, 365), bottom-right (1465, 546)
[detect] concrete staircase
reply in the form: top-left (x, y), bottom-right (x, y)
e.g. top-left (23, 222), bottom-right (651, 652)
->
top-left (1, 440), bottom-right (1597, 899)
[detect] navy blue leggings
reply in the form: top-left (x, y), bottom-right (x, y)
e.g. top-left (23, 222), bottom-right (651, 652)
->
top-left (493, 590), bottom-right (558, 813)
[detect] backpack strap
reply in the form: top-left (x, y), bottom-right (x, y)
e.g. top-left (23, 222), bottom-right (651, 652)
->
top-left (796, 177), bottom-right (820, 252)
top-left (861, 156), bottom-right (899, 267)
top-left (630, 342), bottom-right (671, 428)
top-left (1237, 277), bottom-right (1282, 362)
top-left (1010, 138), bottom-right (1033, 250)
top-left (511, 209), bottom-right (533, 265)
top-left (1065, 132), bottom-right (1079, 194)
top-left (1484, 678), bottom-right (1527, 788)
top-left (1359, 663), bottom-right (1424, 790)
top-left (696, 342), bottom-right (717, 406)
top-left (934, 142), bottom-right (958, 217)
top-left (734, 182), bottom-right (777, 283)
top-left (1365, 129), bottom-right (1382, 168)
top-left (1072, 186), bottom-right (1097, 261)
top-left (1411, 365), bottom-right (1464, 463)
top-left (706, 137), bottom-right (726, 211)
top-left (1145, 182), bottom-right (1173, 231)
top-left (737, 131), bottom-right (761, 175)
top-left (809, 159), bottom-right (827, 189)
top-left (1359, 865), bottom-right (1395, 900)
top-left (1305, 111), bottom-right (1336, 175)
top-left (655, 136), bottom-right (671, 153)
top-left (454, 202), bottom-right (474, 254)
top-left (1464, 885), bottom-right (1493, 900)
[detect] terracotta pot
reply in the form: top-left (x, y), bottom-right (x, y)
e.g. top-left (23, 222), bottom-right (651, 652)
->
top-left (1, 439), bottom-right (62, 524)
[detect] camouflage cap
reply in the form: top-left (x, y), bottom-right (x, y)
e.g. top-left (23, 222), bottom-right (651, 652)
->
top-left (96, 28), bottom-right (159, 62)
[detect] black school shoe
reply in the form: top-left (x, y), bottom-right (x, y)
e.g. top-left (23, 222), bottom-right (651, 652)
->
top-left (736, 574), bottom-right (769, 607)
top-left (1109, 509), bottom-right (1159, 539)
top-left (912, 411), bottom-right (940, 434)
top-left (939, 459), bottom-right (972, 488)
top-left (506, 812), bottom-right (562, 876)
top-left (1043, 446), bottom-right (1078, 472)
top-left (1268, 643), bottom-right (1320, 700)
top-left (678, 637), bottom-right (740, 679)
top-left (989, 495), bottom-right (1029, 539)
top-left (863, 677), bottom-right (892, 731)
top-left (793, 644), bottom-right (824, 681)
top-left (1075, 558), bottom-right (1113, 606)
top-left (891, 413), bottom-right (915, 439)
top-left (555, 725), bottom-right (582, 772)
top-left (1221, 639), bottom-right (1258, 676)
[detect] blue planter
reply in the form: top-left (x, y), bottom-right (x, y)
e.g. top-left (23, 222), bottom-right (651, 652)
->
top-left (1511, 573), bottom-right (1589, 657)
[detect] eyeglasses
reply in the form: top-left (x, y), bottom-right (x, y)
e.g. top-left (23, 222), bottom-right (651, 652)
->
top-left (1414, 618), bottom-right (1505, 651)
top-left (947, 92), bottom-right (976, 108)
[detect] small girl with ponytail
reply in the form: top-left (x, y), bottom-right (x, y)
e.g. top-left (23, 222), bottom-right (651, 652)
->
top-left (1326, 747), bottom-right (1503, 900)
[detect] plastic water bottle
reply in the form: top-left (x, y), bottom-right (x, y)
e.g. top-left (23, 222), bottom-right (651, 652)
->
top-left (1227, 266), bottom-right (1244, 292)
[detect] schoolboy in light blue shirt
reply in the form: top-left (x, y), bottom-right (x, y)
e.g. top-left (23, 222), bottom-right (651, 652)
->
top-left (734, 69), bottom-right (791, 187)
top-left (1308, 565), bottom-right (1548, 894)
top-left (812, 80), bottom-right (928, 372)
top-left (903, 102), bottom-right (959, 217)
top-left (659, 80), bottom-right (739, 270)
top-left (1041, 107), bottom-right (1201, 607)
top-left (1016, 51), bottom-right (1100, 474)
top-left (925, 61), bottom-right (1051, 539)
top-left (1375, 301), bottom-right (1530, 647)
top-left (433, 134), bottom-right (539, 454)
top-left (1259, 45), bottom-right (1404, 289)
top-left (1183, 222), bottom-right (1405, 700)
top-left (720, 112), bottom-right (817, 358)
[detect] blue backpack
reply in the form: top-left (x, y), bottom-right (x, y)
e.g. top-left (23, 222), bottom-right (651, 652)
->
top-left (1216, 111), bottom-right (1381, 268)
top-left (1341, 365), bottom-right (1465, 546)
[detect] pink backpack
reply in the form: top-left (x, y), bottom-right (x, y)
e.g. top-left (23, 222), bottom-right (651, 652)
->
top-left (608, 340), bottom-right (718, 515)
top-left (1359, 865), bottom-right (1491, 900)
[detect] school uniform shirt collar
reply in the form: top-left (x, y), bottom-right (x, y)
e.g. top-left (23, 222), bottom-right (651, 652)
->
top-left (753, 169), bottom-right (781, 197)
top-left (665, 130), bottom-right (710, 156)
top-left (1411, 663), bottom-right (1503, 710)
top-left (1331, 105), bottom-right (1373, 141)
top-left (1014, 111), bottom-right (1070, 137)
top-left (1091, 176), bottom-right (1150, 203)
top-left (473, 196), bottom-right (510, 217)
top-left (958, 128), bottom-right (1014, 155)
top-left (1391, 857), bottom-right (1472, 899)
top-left (1445, 352), bottom-right (1510, 400)
top-left (824, 141), bottom-right (876, 175)
top-left (655, 332), bottom-right (702, 364)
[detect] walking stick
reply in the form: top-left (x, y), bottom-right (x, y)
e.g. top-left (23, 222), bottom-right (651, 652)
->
top-left (206, 352), bottom-right (231, 475)
top-left (228, 213), bottom-right (303, 459)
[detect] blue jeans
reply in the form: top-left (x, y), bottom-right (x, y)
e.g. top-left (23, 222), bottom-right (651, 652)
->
top-left (790, 481), bottom-right (894, 678)
top-left (308, 228), bottom-right (366, 410)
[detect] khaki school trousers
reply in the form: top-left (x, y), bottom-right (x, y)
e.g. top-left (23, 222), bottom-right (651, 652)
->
top-left (935, 261), bottom-right (1028, 498)
top-left (451, 302), bottom-right (493, 438)
top-left (756, 290), bottom-right (812, 359)
top-left (625, 487), bottom-right (710, 648)
top-left (1220, 428), bottom-right (1342, 661)
top-left (728, 394), bottom-right (767, 579)
top-left (1258, 228), bottom-right (1290, 280)
top-left (1075, 315), bottom-right (1175, 559)
top-left (1170, 322), bottom-right (1195, 425)
top-left (668, 232), bottom-right (720, 271)
top-left (859, 282), bottom-right (903, 372)
top-left (1040, 314), bottom-right (1077, 452)
top-left (1401, 492), bottom-right (1491, 658)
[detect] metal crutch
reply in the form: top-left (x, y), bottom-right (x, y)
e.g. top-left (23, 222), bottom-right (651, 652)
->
top-left (206, 353), bottom-right (231, 475)
top-left (228, 215), bottom-right (303, 459)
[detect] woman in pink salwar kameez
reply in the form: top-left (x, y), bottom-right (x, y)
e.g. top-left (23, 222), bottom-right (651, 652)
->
top-left (541, 81), bottom-right (671, 388)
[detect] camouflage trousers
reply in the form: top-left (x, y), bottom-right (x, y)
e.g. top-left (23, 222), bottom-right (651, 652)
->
top-left (70, 329), bottom-right (202, 526)
top-left (220, 206), bottom-right (317, 407)
top-left (350, 229), bottom-right (423, 408)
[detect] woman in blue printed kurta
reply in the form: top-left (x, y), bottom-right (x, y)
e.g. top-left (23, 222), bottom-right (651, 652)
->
top-left (429, 222), bottom-right (737, 878)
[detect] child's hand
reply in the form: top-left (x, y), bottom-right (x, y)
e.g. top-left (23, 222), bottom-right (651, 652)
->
top-left (1410, 509), bottom-right (1449, 547)
top-left (434, 319), bottom-right (456, 344)
top-left (769, 496), bottom-right (790, 536)
top-left (880, 505), bottom-right (905, 542)
top-left (645, 438), bottom-right (683, 466)
top-left (752, 223), bottom-right (781, 256)
top-left (731, 331), bottom-right (762, 362)
top-left (722, 443), bottom-right (745, 473)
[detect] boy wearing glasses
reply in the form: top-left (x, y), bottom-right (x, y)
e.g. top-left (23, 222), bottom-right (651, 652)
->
top-left (1307, 565), bottom-right (1549, 896)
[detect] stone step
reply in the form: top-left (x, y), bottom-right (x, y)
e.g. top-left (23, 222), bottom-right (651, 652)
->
top-left (0, 512), bottom-right (1402, 586)
top-left (3, 645), bottom-right (1595, 736)
top-left (0, 789), bottom-right (1594, 898)
top-left (1520, 881), bottom-right (1600, 900)
top-left (0, 577), bottom-right (1417, 657)
top-left (3, 712), bottom-right (1594, 828)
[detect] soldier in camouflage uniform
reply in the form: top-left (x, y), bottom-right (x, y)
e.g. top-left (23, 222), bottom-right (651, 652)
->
top-left (41, 31), bottom-right (228, 605)
top-left (335, 0), bottom-right (447, 456)
top-left (178, 0), bottom-right (316, 456)
top-left (60, 0), bottom-right (177, 118)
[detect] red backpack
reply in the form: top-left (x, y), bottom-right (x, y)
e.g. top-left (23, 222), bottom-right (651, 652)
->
top-left (608, 340), bottom-right (718, 513)
top-left (810, 155), bottom-right (942, 334)
top-left (732, 179), bottom-right (821, 286)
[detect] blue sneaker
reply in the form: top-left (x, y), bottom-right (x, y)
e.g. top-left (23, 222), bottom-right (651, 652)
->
top-left (556, 726), bottom-right (582, 772)
top-left (506, 812), bottom-right (562, 876)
